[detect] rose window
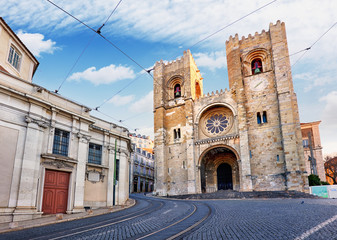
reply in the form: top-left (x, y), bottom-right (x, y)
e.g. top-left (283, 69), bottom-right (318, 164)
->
top-left (205, 114), bottom-right (229, 134)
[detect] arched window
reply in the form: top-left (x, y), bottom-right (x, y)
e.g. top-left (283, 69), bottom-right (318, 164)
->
top-left (257, 112), bottom-right (262, 124)
top-left (174, 84), bottom-right (181, 98)
top-left (251, 59), bottom-right (263, 75)
top-left (195, 82), bottom-right (201, 99)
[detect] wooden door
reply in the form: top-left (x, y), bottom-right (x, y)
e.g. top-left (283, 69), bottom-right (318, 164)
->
top-left (42, 170), bottom-right (70, 214)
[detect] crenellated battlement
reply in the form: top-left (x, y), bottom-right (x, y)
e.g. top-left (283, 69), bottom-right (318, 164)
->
top-left (195, 88), bottom-right (231, 103)
top-left (226, 20), bottom-right (284, 47)
top-left (155, 50), bottom-right (198, 72)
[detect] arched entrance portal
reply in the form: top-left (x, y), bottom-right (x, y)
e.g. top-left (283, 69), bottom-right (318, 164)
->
top-left (200, 146), bottom-right (239, 193)
top-left (217, 163), bottom-right (233, 190)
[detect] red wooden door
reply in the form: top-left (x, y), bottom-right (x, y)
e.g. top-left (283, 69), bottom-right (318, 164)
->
top-left (42, 170), bottom-right (70, 214)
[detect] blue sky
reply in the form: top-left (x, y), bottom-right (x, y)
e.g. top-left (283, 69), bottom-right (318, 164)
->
top-left (1, 0), bottom-right (337, 156)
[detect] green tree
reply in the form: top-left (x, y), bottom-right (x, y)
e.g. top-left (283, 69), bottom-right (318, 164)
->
top-left (308, 174), bottom-right (321, 186)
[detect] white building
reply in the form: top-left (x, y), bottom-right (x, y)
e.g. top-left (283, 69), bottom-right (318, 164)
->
top-left (129, 134), bottom-right (155, 193)
top-left (0, 17), bottom-right (131, 223)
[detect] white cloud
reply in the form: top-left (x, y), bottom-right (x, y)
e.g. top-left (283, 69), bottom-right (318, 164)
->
top-left (68, 64), bottom-right (135, 85)
top-left (108, 94), bottom-right (135, 106)
top-left (129, 91), bottom-right (153, 113)
top-left (319, 91), bottom-right (337, 126)
top-left (294, 72), bottom-right (334, 92)
top-left (135, 126), bottom-right (154, 140)
top-left (194, 51), bottom-right (227, 71)
top-left (16, 30), bottom-right (58, 57)
top-left (319, 91), bottom-right (337, 156)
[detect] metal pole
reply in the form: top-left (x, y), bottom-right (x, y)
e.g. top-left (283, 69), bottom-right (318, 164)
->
top-left (113, 138), bottom-right (117, 206)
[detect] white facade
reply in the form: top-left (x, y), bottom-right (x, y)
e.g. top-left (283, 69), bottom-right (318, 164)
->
top-left (0, 18), bottom-right (131, 223)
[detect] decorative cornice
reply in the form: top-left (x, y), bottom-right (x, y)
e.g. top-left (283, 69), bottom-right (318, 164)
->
top-left (41, 153), bottom-right (77, 164)
top-left (195, 134), bottom-right (239, 145)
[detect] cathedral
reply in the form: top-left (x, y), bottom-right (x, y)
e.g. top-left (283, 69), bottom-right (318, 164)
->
top-left (153, 21), bottom-right (308, 196)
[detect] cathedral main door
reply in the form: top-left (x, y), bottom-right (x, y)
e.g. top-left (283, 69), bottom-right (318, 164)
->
top-left (217, 163), bottom-right (233, 190)
top-left (200, 146), bottom-right (239, 193)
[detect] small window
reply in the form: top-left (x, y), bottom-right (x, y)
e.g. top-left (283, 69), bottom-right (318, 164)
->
top-left (302, 139), bottom-right (309, 148)
top-left (257, 112), bottom-right (262, 124)
top-left (174, 128), bottom-right (181, 139)
top-left (52, 129), bottom-right (70, 156)
top-left (8, 45), bottom-right (22, 70)
top-left (251, 59), bottom-right (263, 75)
top-left (195, 82), bottom-right (201, 99)
top-left (262, 111), bottom-right (267, 123)
top-left (174, 84), bottom-right (181, 98)
top-left (88, 143), bottom-right (102, 165)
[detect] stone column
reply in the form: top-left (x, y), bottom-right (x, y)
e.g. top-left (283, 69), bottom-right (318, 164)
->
top-left (118, 151), bottom-right (129, 204)
top-left (13, 116), bottom-right (48, 221)
top-left (72, 133), bottom-right (89, 213)
top-left (106, 143), bottom-right (115, 207)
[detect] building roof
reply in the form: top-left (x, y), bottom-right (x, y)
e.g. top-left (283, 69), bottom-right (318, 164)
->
top-left (142, 148), bottom-right (154, 155)
top-left (300, 121), bottom-right (321, 128)
top-left (0, 17), bottom-right (39, 76)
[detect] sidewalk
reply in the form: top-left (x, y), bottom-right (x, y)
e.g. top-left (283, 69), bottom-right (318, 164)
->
top-left (0, 199), bottom-right (135, 234)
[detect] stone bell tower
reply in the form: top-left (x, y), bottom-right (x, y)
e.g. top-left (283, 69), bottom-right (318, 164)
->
top-left (153, 50), bottom-right (203, 196)
top-left (225, 20), bottom-right (308, 191)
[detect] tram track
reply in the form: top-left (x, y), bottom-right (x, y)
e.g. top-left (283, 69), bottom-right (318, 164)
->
top-left (30, 198), bottom-right (165, 240)
top-left (132, 200), bottom-right (212, 240)
top-left (1, 195), bottom-right (213, 240)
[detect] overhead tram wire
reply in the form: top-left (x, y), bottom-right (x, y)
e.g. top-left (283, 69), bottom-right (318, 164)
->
top-left (170, 21), bottom-right (337, 161)
top-left (99, 0), bottom-right (279, 110)
top-left (189, 0), bottom-right (278, 49)
top-left (249, 20), bottom-right (337, 120)
top-left (55, 34), bottom-right (96, 93)
top-left (53, 0), bottom-right (124, 93)
top-left (291, 21), bottom-right (337, 68)
top-left (45, 0), bottom-right (152, 78)
top-left (95, 72), bottom-right (149, 109)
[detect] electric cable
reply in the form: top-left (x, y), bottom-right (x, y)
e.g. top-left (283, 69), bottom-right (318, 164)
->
top-left (55, 33), bottom-right (96, 93)
top-left (45, 0), bottom-right (152, 78)
top-left (95, 70), bottom-right (151, 109)
top-left (189, 0), bottom-right (278, 49)
top-left (166, 19), bottom-right (337, 162)
top-left (54, 0), bottom-right (124, 93)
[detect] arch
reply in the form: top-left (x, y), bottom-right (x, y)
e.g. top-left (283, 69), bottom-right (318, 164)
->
top-left (198, 145), bottom-right (240, 193)
top-left (241, 48), bottom-right (271, 76)
top-left (195, 102), bottom-right (237, 125)
top-left (166, 75), bottom-right (184, 100)
top-left (198, 144), bottom-right (240, 166)
top-left (167, 75), bottom-right (184, 88)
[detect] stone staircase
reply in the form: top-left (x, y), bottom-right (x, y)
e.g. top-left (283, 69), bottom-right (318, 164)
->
top-left (168, 190), bottom-right (320, 200)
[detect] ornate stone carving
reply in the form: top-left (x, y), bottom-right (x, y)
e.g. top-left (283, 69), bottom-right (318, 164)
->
top-left (86, 169), bottom-right (105, 183)
top-left (199, 107), bottom-right (234, 138)
top-left (25, 116), bottom-right (49, 128)
top-left (77, 132), bottom-right (91, 143)
top-left (43, 160), bottom-right (73, 169)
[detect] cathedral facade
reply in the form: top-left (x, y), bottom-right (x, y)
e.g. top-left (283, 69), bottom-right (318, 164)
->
top-left (153, 21), bottom-right (308, 196)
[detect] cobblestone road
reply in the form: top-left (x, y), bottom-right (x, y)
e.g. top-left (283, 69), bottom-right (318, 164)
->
top-left (1, 194), bottom-right (337, 240)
